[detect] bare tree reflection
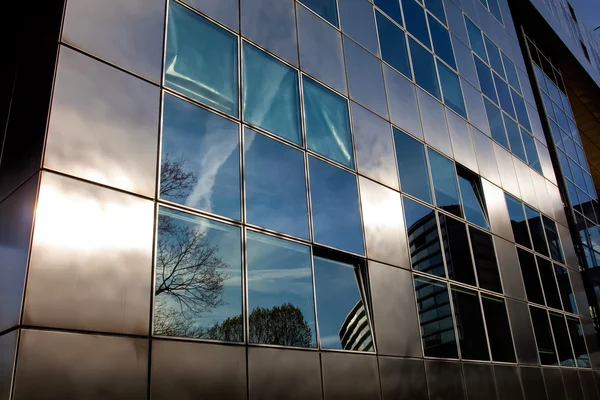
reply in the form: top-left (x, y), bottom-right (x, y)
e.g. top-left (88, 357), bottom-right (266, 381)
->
top-left (160, 153), bottom-right (199, 200)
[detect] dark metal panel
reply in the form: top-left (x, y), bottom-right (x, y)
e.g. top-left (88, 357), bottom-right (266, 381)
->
top-left (0, 330), bottom-right (17, 400)
top-left (562, 369), bottom-right (585, 400)
top-left (579, 370), bottom-right (600, 400)
top-left (520, 367), bottom-right (548, 400)
top-left (493, 237), bottom-right (526, 300)
top-left (369, 261), bottom-right (421, 357)
top-left (23, 172), bottom-right (154, 335)
top-left (582, 318), bottom-right (600, 369)
top-left (45, 46), bottom-right (160, 197)
top-left (506, 299), bottom-right (539, 365)
top-left (570, 269), bottom-right (592, 318)
top-left (542, 368), bottom-right (567, 400)
top-left (463, 363), bottom-right (498, 400)
top-left (321, 352), bottom-right (380, 400)
top-left (12, 329), bottom-right (148, 400)
top-left (248, 347), bottom-right (321, 400)
top-left (151, 340), bottom-right (246, 400)
top-left (425, 360), bottom-right (466, 400)
top-left (379, 357), bottom-right (428, 400)
top-left (495, 365), bottom-right (524, 400)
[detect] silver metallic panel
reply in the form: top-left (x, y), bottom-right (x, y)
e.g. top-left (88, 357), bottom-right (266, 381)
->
top-left (383, 65), bottom-right (423, 139)
top-left (45, 47), bottom-right (160, 197)
top-left (182, 0), bottom-right (239, 31)
top-left (482, 179), bottom-right (514, 242)
top-left (559, 223), bottom-right (580, 270)
top-left (417, 89), bottom-right (453, 157)
top-left (23, 172), bottom-right (154, 335)
top-left (0, 330), bottom-right (17, 400)
top-left (472, 129), bottom-right (501, 186)
top-left (462, 79), bottom-right (491, 137)
top-left (537, 143), bottom-right (557, 185)
top-left (506, 299), bottom-right (539, 365)
top-left (531, 171), bottom-right (553, 219)
top-left (321, 352), bottom-right (381, 399)
top-left (494, 236), bottom-right (526, 301)
top-left (446, 110), bottom-right (478, 173)
top-left (494, 143), bottom-right (521, 198)
top-left (548, 182), bottom-right (568, 227)
top-left (513, 159), bottom-right (538, 209)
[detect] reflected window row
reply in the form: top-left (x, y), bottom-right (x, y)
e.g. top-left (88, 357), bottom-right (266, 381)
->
top-left (153, 206), bottom-right (375, 351)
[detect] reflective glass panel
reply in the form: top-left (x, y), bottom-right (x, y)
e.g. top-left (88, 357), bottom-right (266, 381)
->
top-left (549, 313), bottom-right (575, 366)
top-left (543, 216), bottom-right (564, 263)
top-left (242, 42), bottom-right (301, 144)
top-left (488, 0), bottom-right (502, 22)
top-left (502, 54), bottom-right (521, 92)
top-left (404, 0), bottom-right (431, 48)
top-left (429, 16), bottom-right (455, 69)
top-left (339, 0), bottom-right (379, 55)
top-left (410, 39), bottom-right (440, 99)
top-left (525, 206), bottom-right (549, 256)
top-left (165, 1), bottom-right (238, 116)
top-left (246, 231), bottom-right (316, 347)
top-left (375, 0), bottom-right (403, 24)
top-left (566, 317), bottom-right (590, 367)
top-left (309, 156), bottom-right (364, 254)
top-left (439, 214), bottom-right (476, 285)
top-left (537, 257), bottom-right (562, 310)
top-left (414, 277), bottom-right (458, 358)
top-left (314, 257), bottom-right (373, 351)
top-left (522, 133), bottom-right (542, 174)
top-left (451, 286), bottom-right (490, 361)
top-left (404, 197), bottom-right (445, 277)
top-left (469, 227), bottom-right (502, 293)
top-left (154, 207), bottom-right (243, 341)
top-left (425, 0), bottom-right (446, 24)
top-left (505, 193), bottom-right (531, 248)
top-left (511, 91), bottom-right (531, 132)
top-left (484, 36), bottom-right (504, 77)
top-left (160, 94), bottom-right (240, 220)
top-left (300, 0), bottom-right (339, 26)
top-left (376, 11), bottom-right (412, 78)
top-left (465, 18), bottom-right (486, 62)
top-left (244, 128), bottom-right (309, 239)
top-left (428, 149), bottom-right (462, 217)
top-left (303, 77), bottom-right (354, 168)
top-left (504, 115), bottom-right (526, 162)
top-left (458, 168), bottom-right (489, 230)
top-left (484, 99), bottom-right (508, 148)
top-left (394, 128), bottom-right (433, 203)
top-left (517, 248), bottom-right (544, 305)
top-left (554, 265), bottom-right (576, 314)
top-left (475, 58), bottom-right (498, 104)
top-left (482, 295), bottom-right (515, 362)
top-left (494, 75), bottom-right (516, 118)
top-left (437, 61), bottom-right (466, 118)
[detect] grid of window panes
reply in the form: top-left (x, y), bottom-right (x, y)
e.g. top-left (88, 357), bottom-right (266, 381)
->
top-left (474, 0), bottom-right (503, 24)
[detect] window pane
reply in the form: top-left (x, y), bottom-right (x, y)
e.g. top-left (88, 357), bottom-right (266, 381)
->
top-left (394, 128), bottom-right (432, 203)
top-left (425, 0), bottom-right (446, 24)
top-left (566, 317), bottom-right (590, 368)
top-left (451, 286), bottom-right (489, 360)
top-left (414, 277), bottom-right (458, 358)
top-left (554, 265), bottom-right (577, 314)
top-left (549, 313), bottom-right (576, 366)
top-left (300, 0), bottom-right (339, 26)
top-left (481, 295), bottom-right (515, 362)
top-left (502, 53), bottom-right (521, 92)
top-left (242, 42), bottom-right (301, 144)
top-left (314, 257), bottom-right (373, 351)
top-left (429, 16), bottom-right (455, 69)
top-left (303, 77), bottom-right (354, 168)
top-left (154, 207), bottom-right (242, 341)
top-left (505, 194), bottom-right (532, 248)
top-left (410, 39), bottom-right (441, 99)
top-left (309, 156), bottom-right (364, 254)
top-left (484, 98), bottom-right (508, 148)
top-left (517, 248), bottom-right (544, 305)
top-left (525, 206), bottom-right (549, 256)
top-left (244, 128), bottom-right (309, 239)
top-left (475, 58), bottom-right (498, 104)
top-left (511, 91), bottom-right (531, 132)
top-left (246, 231), bottom-right (316, 347)
top-left (504, 115), bottom-right (526, 162)
top-left (470, 227), bottom-right (502, 293)
top-left (537, 256), bottom-right (562, 310)
top-left (465, 18), bottom-right (486, 62)
top-left (494, 74), bottom-right (516, 118)
top-left (428, 149), bottom-right (462, 217)
top-left (160, 93), bottom-right (240, 220)
top-left (522, 133), bottom-right (542, 174)
top-left (404, 0), bottom-right (431, 48)
top-left (484, 36), bottom-right (504, 77)
top-left (488, 0), bottom-right (503, 22)
top-left (543, 216), bottom-right (564, 263)
top-left (376, 11), bottom-right (412, 78)
top-left (165, 1), bottom-right (238, 116)
top-left (529, 306), bottom-right (557, 365)
top-left (404, 197), bottom-right (445, 277)
top-left (339, 0), bottom-right (379, 56)
top-left (437, 61), bottom-right (466, 118)
top-left (458, 168), bottom-right (489, 230)
top-left (440, 215), bottom-right (476, 285)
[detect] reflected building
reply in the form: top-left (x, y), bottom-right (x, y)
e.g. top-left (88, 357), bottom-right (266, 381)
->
top-left (339, 301), bottom-right (374, 352)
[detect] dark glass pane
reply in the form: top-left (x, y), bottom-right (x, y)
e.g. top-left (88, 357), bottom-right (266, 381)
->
top-left (481, 295), bottom-right (516, 362)
top-left (504, 115), bottom-right (526, 162)
top-left (160, 93), bottom-right (240, 220)
top-left (376, 11), bottom-right (412, 78)
top-left (505, 194), bottom-right (531, 248)
top-left (494, 74), bottom-right (516, 118)
top-left (244, 128), bottom-right (309, 239)
top-left (414, 277), bottom-right (458, 358)
top-left (517, 248), bottom-right (544, 305)
top-left (465, 17), bottom-right (486, 62)
top-left (246, 231), bottom-right (316, 347)
top-left (314, 257), bottom-right (373, 351)
top-left (543, 216), bottom-right (564, 263)
top-left (451, 286), bottom-right (489, 360)
top-left (484, 98), bottom-right (508, 148)
top-left (525, 206), bottom-right (549, 256)
top-left (394, 128), bottom-right (432, 203)
top-left (484, 36), bottom-right (504, 77)
top-left (437, 61), bottom-right (466, 118)
top-left (502, 53), bottom-right (521, 92)
top-left (537, 257), bottom-right (562, 310)
top-left (549, 313), bottom-right (575, 366)
top-left (165, 1), bottom-right (238, 116)
top-left (375, 0), bottom-right (403, 25)
top-left (488, 0), bottom-right (503, 22)
top-left (154, 207), bottom-right (243, 341)
top-left (475, 58), bottom-right (498, 104)
top-left (242, 42), bottom-right (301, 144)
top-left (410, 39), bottom-right (440, 99)
top-left (425, 0), bottom-right (446, 24)
top-left (404, 0), bottom-right (431, 48)
top-left (428, 149), bottom-right (462, 217)
top-left (309, 156), bottom-right (364, 255)
top-left (457, 168), bottom-right (489, 230)
top-left (511, 91), bottom-right (532, 132)
top-left (554, 265), bottom-right (577, 314)
top-left (566, 317), bottom-right (591, 368)
top-left (439, 215), bottom-right (476, 285)
top-left (470, 227), bottom-right (502, 293)
top-left (303, 77), bottom-right (354, 168)
top-left (522, 133), bottom-right (542, 174)
top-left (429, 16), bottom-right (455, 69)
top-left (300, 0), bottom-right (339, 26)
top-left (529, 306), bottom-right (557, 365)
top-left (404, 197), bottom-right (445, 277)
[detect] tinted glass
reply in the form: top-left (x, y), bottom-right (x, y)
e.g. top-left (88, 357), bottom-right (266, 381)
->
top-left (160, 94), bottom-right (240, 220)
top-left (410, 39), bottom-right (440, 99)
top-left (451, 286), bottom-right (490, 360)
top-left (440, 215), bottom-right (476, 285)
top-left (529, 306), bottom-right (557, 365)
top-left (404, 0), bottom-right (431, 48)
top-left (495, 75), bottom-right (515, 118)
top-left (425, 0), bottom-right (446, 24)
top-left (475, 58), bottom-right (498, 104)
top-left (522, 133), bottom-right (542, 174)
top-left (154, 207), bottom-right (243, 341)
top-left (428, 149), bottom-right (462, 217)
top-left (300, 0), bottom-right (339, 26)
top-left (537, 257), bottom-right (562, 310)
top-left (505, 194), bottom-right (531, 248)
top-left (511, 91), bottom-right (531, 132)
top-left (438, 61), bottom-right (467, 118)
top-left (339, 0), bottom-right (379, 56)
top-left (504, 115), bottom-right (526, 162)
top-left (166, 2), bottom-right (238, 116)
top-left (482, 296), bottom-right (516, 362)
top-left (404, 197), bottom-right (445, 277)
top-left (314, 257), bottom-right (373, 351)
top-left (429, 16), bottom-right (455, 69)
top-left (543, 216), bottom-right (564, 263)
top-left (376, 11), bottom-right (412, 78)
top-left (394, 129), bottom-right (432, 203)
top-left (549, 313), bottom-right (575, 366)
top-left (309, 156), bottom-right (364, 255)
top-left (484, 36), bottom-right (504, 77)
top-left (525, 206), bottom-right (549, 256)
top-left (375, 0), bottom-right (403, 25)
top-left (484, 98), bottom-right (508, 148)
top-left (414, 277), bottom-right (458, 358)
top-left (458, 169), bottom-right (489, 230)
top-left (488, 0), bottom-right (503, 22)
top-left (502, 53), bottom-right (521, 92)
top-left (303, 77), bottom-right (354, 168)
top-left (244, 128), bottom-right (309, 239)
top-left (554, 265), bottom-right (576, 314)
top-left (465, 18), bottom-right (486, 62)
top-left (517, 248), bottom-right (544, 305)
top-left (566, 317), bottom-right (590, 367)
top-left (246, 231), bottom-right (316, 347)
top-left (470, 227), bottom-right (502, 293)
